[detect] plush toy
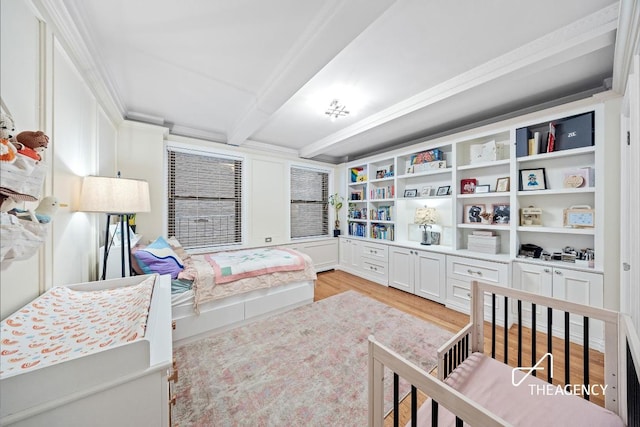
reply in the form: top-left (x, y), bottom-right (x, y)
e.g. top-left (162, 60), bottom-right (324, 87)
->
top-left (14, 131), bottom-right (50, 161)
top-left (0, 113), bottom-right (17, 163)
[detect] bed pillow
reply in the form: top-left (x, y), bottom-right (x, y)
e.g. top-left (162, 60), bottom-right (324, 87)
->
top-left (133, 236), bottom-right (184, 279)
top-left (130, 245), bottom-right (146, 275)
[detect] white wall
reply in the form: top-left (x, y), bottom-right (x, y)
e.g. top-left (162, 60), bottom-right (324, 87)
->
top-left (1, 0), bottom-right (44, 317)
top-left (0, 1), bottom-right (119, 318)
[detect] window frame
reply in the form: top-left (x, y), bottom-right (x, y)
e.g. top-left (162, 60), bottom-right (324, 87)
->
top-left (164, 141), bottom-right (247, 251)
top-left (289, 163), bottom-right (333, 240)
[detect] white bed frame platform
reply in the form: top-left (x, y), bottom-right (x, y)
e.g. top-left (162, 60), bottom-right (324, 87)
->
top-left (172, 279), bottom-right (315, 345)
top-left (0, 274), bottom-right (173, 427)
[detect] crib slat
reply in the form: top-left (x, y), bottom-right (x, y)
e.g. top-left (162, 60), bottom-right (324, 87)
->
top-left (583, 316), bottom-right (590, 401)
top-left (547, 307), bottom-right (553, 383)
top-left (394, 373), bottom-right (399, 427)
top-left (443, 352), bottom-right (449, 378)
top-left (565, 311), bottom-right (571, 385)
top-left (431, 399), bottom-right (438, 427)
top-left (504, 296), bottom-right (508, 364)
top-left (455, 416), bottom-right (463, 427)
top-left (411, 385), bottom-right (417, 427)
top-left (517, 299), bottom-right (522, 367)
top-left (532, 303), bottom-right (537, 376)
top-left (491, 293), bottom-right (496, 359)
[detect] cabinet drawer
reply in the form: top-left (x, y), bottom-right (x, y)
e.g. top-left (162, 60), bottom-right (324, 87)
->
top-left (361, 242), bottom-right (388, 261)
top-left (447, 255), bottom-right (508, 284)
top-left (361, 260), bottom-right (388, 280)
top-left (446, 277), bottom-right (506, 325)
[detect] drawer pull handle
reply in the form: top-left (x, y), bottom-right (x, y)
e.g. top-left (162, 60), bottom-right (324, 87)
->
top-left (544, 268), bottom-right (551, 273)
top-left (466, 269), bottom-right (482, 276)
top-left (555, 270), bottom-right (562, 275)
top-left (172, 320), bottom-right (176, 330)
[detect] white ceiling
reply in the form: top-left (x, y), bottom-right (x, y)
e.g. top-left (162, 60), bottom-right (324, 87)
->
top-left (47, 0), bottom-right (622, 163)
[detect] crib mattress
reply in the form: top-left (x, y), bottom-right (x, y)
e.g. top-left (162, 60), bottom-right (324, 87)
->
top-left (1, 275), bottom-right (155, 379)
top-left (415, 352), bottom-right (624, 426)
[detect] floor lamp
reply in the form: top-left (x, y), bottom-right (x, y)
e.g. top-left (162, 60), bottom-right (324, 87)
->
top-left (80, 175), bottom-right (151, 279)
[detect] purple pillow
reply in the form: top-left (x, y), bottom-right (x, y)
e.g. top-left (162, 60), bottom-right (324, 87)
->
top-left (133, 237), bottom-right (184, 279)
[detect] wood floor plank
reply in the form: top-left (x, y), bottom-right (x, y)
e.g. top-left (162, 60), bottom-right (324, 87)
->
top-left (314, 269), bottom-right (606, 425)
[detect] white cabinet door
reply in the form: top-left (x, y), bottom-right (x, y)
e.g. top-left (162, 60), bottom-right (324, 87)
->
top-left (512, 262), bottom-right (553, 331)
top-left (552, 268), bottom-right (604, 346)
top-left (339, 238), bottom-right (360, 270)
top-left (388, 247), bottom-right (414, 293)
top-left (289, 239), bottom-right (338, 272)
top-left (414, 250), bottom-right (445, 302)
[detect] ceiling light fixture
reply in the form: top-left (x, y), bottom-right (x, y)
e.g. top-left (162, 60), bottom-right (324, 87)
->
top-left (325, 99), bottom-right (350, 120)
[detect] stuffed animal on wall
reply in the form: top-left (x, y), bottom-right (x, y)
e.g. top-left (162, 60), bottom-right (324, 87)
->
top-left (0, 112), bottom-right (17, 163)
top-left (14, 131), bottom-right (50, 161)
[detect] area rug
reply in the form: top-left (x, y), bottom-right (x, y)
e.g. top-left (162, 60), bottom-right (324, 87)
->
top-left (172, 290), bottom-right (452, 426)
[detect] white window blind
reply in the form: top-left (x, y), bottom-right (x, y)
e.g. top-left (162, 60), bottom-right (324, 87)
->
top-left (290, 167), bottom-right (328, 238)
top-left (167, 148), bottom-right (243, 249)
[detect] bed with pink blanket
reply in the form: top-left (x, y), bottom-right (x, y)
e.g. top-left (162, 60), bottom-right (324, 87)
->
top-left (368, 280), bottom-right (639, 426)
top-left (167, 244), bottom-right (317, 344)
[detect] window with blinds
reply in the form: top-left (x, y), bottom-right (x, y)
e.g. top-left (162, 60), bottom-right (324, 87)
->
top-left (167, 148), bottom-right (243, 249)
top-left (290, 167), bottom-right (329, 238)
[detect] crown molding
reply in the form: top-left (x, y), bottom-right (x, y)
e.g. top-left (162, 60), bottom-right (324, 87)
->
top-left (300, 4), bottom-right (619, 159)
top-left (31, 0), bottom-right (125, 126)
top-left (612, 0), bottom-right (640, 94)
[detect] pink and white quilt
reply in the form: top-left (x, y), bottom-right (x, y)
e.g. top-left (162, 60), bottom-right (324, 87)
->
top-left (0, 275), bottom-right (155, 379)
top-left (204, 247), bottom-right (305, 285)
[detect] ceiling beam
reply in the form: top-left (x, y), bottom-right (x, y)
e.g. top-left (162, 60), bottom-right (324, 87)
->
top-left (226, 0), bottom-right (397, 147)
top-left (299, 3), bottom-right (619, 159)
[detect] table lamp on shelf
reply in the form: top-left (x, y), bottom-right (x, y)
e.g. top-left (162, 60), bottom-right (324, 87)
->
top-left (414, 206), bottom-right (437, 245)
top-left (79, 174), bottom-right (150, 279)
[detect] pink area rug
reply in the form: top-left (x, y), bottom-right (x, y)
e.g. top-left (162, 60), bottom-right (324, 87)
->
top-left (172, 290), bottom-right (452, 426)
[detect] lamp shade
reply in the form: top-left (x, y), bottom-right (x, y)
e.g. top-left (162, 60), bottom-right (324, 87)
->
top-left (79, 176), bottom-right (150, 214)
top-left (414, 207), bottom-right (437, 225)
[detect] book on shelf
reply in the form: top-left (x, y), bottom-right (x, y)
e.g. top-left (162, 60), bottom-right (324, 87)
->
top-left (370, 206), bottom-right (392, 221)
top-left (370, 185), bottom-right (394, 199)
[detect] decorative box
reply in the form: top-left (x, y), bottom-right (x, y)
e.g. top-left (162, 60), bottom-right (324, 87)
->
top-left (467, 235), bottom-right (500, 254)
top-left (412, 160), bottom-right (447, 173)
top-left (469, 140), bottom-right (504, 164)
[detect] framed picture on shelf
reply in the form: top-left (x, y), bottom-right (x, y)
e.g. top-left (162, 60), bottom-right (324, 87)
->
top-left (420, 186), bottom-right (433, 197)
top-left (491, 203), bottom-right (511, 224)
top-left (460, 178), bottom-right (477, 194)
top-left (375, 170), bottom-right (386, 179)
top-left (519, 168), bottom-right (547, 191)
top-left (404, 188), bottom-right (418, 198)
top-left (464, 204), bottom-right (485, 224)
top-left (436, 185), bottom-right (450, 196)
top-left (496, 176), bottom-right (510, 192)
top-left (475, 184), bottom-right (490, 193)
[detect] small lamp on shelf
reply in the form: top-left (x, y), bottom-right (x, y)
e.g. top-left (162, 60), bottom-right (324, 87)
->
top-left (414, 206), bottom-right (437, 245)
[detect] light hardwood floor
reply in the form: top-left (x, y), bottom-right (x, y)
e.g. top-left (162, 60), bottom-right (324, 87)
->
top-left (314, 269), bottom-right (607, 425)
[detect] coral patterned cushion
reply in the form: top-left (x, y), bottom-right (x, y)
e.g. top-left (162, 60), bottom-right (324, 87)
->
top-left (0, 275), bottom-right (155, 379)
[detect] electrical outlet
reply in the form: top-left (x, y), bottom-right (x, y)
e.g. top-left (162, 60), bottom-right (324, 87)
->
top-left (265, 237), bottom-right (272, 243)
